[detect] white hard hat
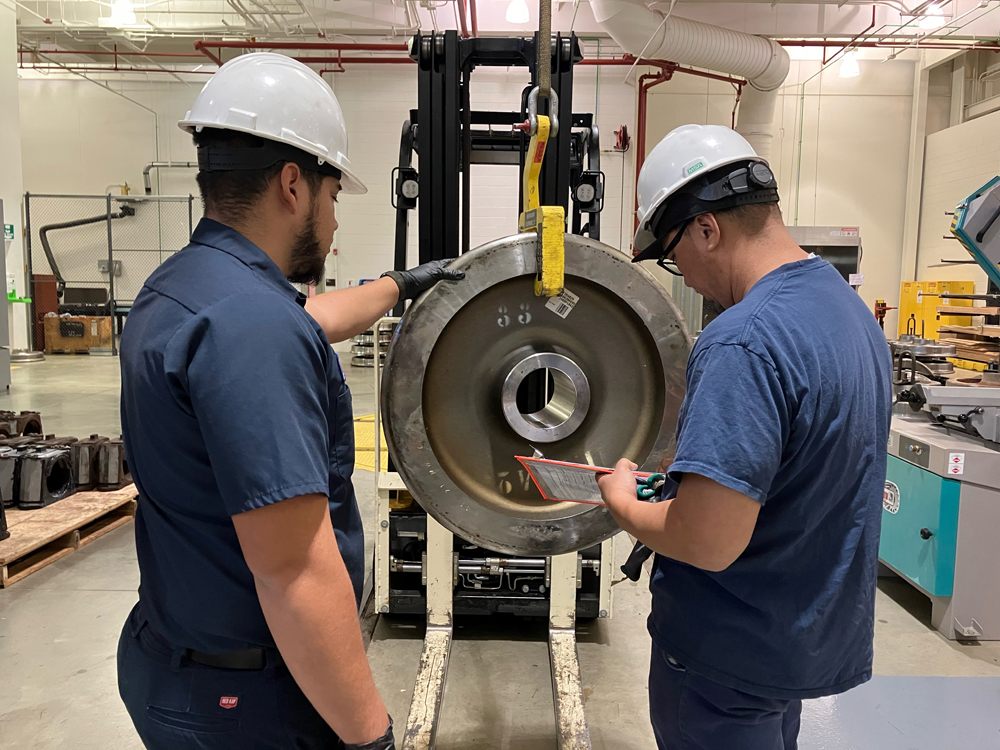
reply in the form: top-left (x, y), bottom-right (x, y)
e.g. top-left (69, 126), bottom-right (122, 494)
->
top-left (633, 124), bottom-right (763, 258)
top-left (179, 52), bottom-right (366, 195)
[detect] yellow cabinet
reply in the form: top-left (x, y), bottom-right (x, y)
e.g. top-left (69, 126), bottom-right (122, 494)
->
top-left (898, 280), bottom-right (975, 339)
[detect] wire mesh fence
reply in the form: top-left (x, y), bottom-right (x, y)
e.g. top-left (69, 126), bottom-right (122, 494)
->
top-left (25, 193), bottom-right (203, 354)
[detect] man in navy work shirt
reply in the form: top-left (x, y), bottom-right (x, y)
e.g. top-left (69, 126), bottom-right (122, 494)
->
top-left (117, 54), bottom-right (462, 750)
top-left (598, 124), bottom-right (892, 749)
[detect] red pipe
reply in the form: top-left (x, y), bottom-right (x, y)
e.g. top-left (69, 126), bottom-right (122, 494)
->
top-left (194, 39), bottom-right (409, 65)
top-left (294, 55), bottom-right (414, 64)
top-left (778, 39), bottom-right (999, 49)
top-left (581, 56), bottom-right (746, 86)
top-left (469, 0), bottom-right (479, 37)
top-left (315, 57), bottom-right (415, 70)
top-left (197, 40), bottom-right (408, 50)
top-left (456, 0), bottom-right (470, 39)
top-left (634, 69), bottom-right (674, 238)
top-left (195, 44), bottom-right (223, 66)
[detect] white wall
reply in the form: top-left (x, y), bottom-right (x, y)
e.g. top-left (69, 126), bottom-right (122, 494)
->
top-left (2, 5), bottom-right (29, 349)
top-left (779, 54), bottom-right (915, 337)
top-left (18, 78), bottom-right (199, 195)
top-left (319, 62), bottom-right (638, 288)
top-left (914, 110), bottom-right (1000, 291)
top-left (643, 50), bottom-right (916, 333)
top-left (18, 62), bottom-right (639, 293)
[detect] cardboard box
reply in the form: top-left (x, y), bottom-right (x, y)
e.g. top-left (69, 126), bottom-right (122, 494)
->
top-left (43, 316), bottom-right (112, 354)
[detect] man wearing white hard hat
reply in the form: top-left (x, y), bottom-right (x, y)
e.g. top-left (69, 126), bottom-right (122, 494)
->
top-left (116, 53), bottom-right (462, 750)
top-left (598, 124), bottom-right (892, 749)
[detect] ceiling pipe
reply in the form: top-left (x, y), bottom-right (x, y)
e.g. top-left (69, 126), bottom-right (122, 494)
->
top-left (18, 64), bottom-right (213, 75)
top-left (19, 48), bottom-right (204, 58)
top-left (195, 41), bottom-right (409, 51)
top-left (776, 39), bottom-right (999, 49)
top-left (591, 0), bottom-right (789, 161)
top-left (143, 162), bottom-right (198, 195)
top-left (193, 39), bottom-right (409, 64)
top-left (469, 0), bottom-right (479, 37)
top-left (456, 0), bottom-right (470, 38)
top-left (294, 55), bottom-right (415, 63)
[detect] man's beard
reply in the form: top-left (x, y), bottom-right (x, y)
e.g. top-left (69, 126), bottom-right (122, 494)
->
top-left (287, 205), bottom-right (327, 286)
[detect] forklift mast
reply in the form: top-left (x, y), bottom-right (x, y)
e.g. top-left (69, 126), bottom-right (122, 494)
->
top-left (392, 31), bottom-right (604, 286)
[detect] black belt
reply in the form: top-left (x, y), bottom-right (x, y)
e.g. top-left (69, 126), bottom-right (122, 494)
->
top-left (187, 648), bottom-right (270, 670)
top-left (143, 619), bottom-right (278, 671)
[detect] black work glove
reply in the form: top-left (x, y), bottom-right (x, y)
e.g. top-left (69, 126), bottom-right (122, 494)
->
top-left (382, 259), bottom-right (465, 301)
top-left (344, 716), bottom-right (395, 750)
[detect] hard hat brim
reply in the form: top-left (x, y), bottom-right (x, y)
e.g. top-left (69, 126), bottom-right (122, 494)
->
top-left (179, 119), bottom-right (368, 195)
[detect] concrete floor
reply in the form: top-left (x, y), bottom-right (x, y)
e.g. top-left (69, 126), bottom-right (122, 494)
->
top-left (1, 356), bottom-right (998, 750)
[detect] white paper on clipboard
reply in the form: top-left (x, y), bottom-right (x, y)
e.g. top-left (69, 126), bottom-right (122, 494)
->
top-left (517, 456), bottom-right (653, 505)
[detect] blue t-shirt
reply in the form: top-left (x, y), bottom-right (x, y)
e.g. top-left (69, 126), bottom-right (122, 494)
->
top-left (120, 218), bottom-right (364, 654)
top-left (649, 255), bottom-right (892, 700)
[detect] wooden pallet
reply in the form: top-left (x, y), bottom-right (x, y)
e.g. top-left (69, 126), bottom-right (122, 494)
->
top-left (939, 324), bottom-right (1000, 338)
top-left (937, 305), bottom-right (1000, 317)
top-left (0, 485), bottom-right (136, 588)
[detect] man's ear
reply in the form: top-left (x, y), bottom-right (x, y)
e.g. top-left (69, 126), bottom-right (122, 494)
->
top-left (692, 213), bottom-right (722, 251)
top-left (276, 162), bottom-right (306, 215)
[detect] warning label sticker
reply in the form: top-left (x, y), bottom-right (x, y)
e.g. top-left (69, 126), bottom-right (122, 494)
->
top-left (545, 288), bottom-right (580, 319)
top-left (948, 452), bottom-right (965, 476)
top-left (883, 481), bottom-right (900, 514)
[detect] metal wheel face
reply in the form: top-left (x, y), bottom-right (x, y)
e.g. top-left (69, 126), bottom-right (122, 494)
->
top-left (501, 352), bottom-right (591, 443)
top-left (382, 233), bottom-right (691, 556)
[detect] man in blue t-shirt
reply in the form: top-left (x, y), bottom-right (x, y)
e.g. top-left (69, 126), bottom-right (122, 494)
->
top-left (598, 124), bottom-right (892, 749)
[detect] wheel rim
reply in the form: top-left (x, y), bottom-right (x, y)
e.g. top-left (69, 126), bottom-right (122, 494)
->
top-left (382, 233), bottom-right (691, 556)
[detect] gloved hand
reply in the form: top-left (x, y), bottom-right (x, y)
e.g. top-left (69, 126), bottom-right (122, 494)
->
top-left (344, 716), bottom-right (395, 750)
top-left (382, 259), bottom-right (465, 301)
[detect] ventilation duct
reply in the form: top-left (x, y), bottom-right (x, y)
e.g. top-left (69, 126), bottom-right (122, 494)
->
top-left (590, 0), bottom-right (790, 159)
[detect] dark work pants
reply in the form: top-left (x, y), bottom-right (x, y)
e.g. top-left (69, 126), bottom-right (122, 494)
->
top-left (649, 642), bottom-right (802, 750)
top-left (117, 604), bottom-right (343, 750)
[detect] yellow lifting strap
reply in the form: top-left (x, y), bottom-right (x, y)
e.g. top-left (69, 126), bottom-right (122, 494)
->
top-left (518, 112), bottom-right (565, 298)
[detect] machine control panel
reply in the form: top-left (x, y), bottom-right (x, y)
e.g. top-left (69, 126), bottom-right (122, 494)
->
top-left (901, 438), bottom-right (931, 468)
top-left (890, 416), bottom-right (1000, 490)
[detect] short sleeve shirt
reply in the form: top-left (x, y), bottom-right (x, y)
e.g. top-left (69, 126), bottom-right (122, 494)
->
top-left (649, 256), bottom-right (893, 699)
top-left (120, 218), bottom-right (363, 653)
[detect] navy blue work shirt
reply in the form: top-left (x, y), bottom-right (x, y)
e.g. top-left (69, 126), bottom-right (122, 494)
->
top-left (650, 255), bottom-right (892, 700)
top-left (120, 218), bottom-right (363, 654)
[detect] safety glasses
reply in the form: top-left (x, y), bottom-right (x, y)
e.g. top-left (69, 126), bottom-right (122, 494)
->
top-left (656, 218), bottom-right (691, 277)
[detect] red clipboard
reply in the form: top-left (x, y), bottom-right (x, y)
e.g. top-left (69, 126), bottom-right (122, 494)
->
top-left (516, 456), bottom-right (654, 505)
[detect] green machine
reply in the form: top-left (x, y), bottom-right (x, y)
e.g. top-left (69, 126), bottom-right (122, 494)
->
top-left (883, 177), bottom-right (1000, 641)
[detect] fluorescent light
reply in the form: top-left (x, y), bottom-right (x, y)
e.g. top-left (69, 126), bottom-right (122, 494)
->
top-left (506, 0), bottom-right (530, 24)
top-left (839, 50), bottom-right (860, 78)
top-left (108, 0), bottom-right (136, 26)
top-left (919, 4), bottom-right (947, 29)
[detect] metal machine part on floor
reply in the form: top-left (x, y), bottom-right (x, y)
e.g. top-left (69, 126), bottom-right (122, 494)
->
top-left (0, 429), bottom-right (129, 510)
top-left (73, 435), bottom-right (109, 491)
top-left (0, 411), bottom-right (43, 439)
top-left (97, 438), bottom-right (131, 490)
top-left (349, 322), bottom-right (396, 369)
top-left (878, 178), bottom-right (1000, 641)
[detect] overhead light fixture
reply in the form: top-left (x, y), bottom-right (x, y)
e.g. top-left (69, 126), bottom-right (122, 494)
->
top-left (919, 4), bottom-right (947, 29)
top-left (108, 0), bottom-right (136, 26)
top-left (506, 0), bottom-right (530, 24)
top-left (839, 50), bottom-right (860, 78)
